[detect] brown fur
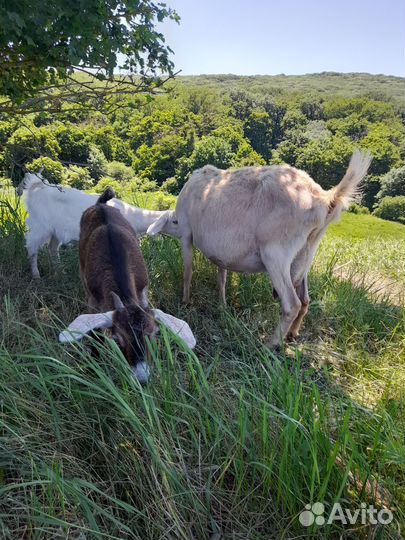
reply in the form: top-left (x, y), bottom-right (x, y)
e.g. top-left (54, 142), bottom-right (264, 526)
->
top-left (79, 197), bottom-right (157, 367)
top-left (79, 204), bottom-right (148, 308)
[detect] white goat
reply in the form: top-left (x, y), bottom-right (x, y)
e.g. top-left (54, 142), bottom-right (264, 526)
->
top-left (21, 173), bottom-right (180, 278)
top-left (148, 151), bottom-right (372, 347)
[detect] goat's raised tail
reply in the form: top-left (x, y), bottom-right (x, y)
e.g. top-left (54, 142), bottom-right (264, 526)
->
top-left (326, 150), bottom-right (372, 223)
top-left (97, 187), bottom-right (116, 205)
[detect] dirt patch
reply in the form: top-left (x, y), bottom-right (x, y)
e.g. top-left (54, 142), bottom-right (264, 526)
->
top-left (333, 264), bottom-right (404, 306)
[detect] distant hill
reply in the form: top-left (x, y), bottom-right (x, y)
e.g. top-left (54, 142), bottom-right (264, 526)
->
top-left (176, 72), bottom-right (405, 109)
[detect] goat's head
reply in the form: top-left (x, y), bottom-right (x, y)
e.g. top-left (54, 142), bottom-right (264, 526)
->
top-left (17, 170), bottom-right (46, 195)
top-left (109, 293), bottom-right (158, 383)
top-left (59, 294), bottom-right (196, 384)
top-left (146, 210), bottom-right (180, 238)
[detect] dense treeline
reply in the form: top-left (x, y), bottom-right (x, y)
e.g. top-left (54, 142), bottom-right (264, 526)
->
top-left (1, 73), bottom-right (404, 220)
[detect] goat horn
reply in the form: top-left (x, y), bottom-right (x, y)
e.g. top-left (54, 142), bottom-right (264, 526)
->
top-left (111, 291), bottom-right (125, 310)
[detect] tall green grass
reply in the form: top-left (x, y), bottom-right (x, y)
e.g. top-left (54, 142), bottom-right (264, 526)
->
top-left (0, 194), bottom-right (404, 539)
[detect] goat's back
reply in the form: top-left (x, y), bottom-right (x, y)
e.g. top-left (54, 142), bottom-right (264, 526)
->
top-left (177, 164), bottom-right (329, 243)
top-left (80, 203), bottom-right (134, 244)
top-left (23, 181), bottom-right (99, 243)
top-left (79, 204), bottom-right (148, 310)
top-left (24, 181), bottom-right (98, 216)
top-left (179, 164), bottom-right (326, 208)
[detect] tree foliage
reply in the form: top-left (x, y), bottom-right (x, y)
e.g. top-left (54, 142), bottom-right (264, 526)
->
top-left (244, 109), bottom-right (273, 160)
top-left (295, 135), bottom-right (355, 188)
top-left (0, 0), bottom-right (178, 113)
top-left (64, 165), bottom-right (93, 189)
top-left (0, 74), bottom-right (403, 218)
top-left (377, 167), bottom-right (405, 201)
top-left (373, 196), bottom-right (405, 223)
top-left (26, 156), bottom-right (65, 184)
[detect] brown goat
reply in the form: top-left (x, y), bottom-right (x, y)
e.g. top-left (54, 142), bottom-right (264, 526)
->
top-left (59, 188), bottom-right (196, 383)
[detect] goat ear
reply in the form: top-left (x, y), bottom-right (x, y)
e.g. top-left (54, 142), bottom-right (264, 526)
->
top-left (146, 213), bottom-right (169, 236)
top-left (59, 311), bottom-right (114, 343)
top-left (111, 291), bottom-right (125, 310)
top-left (152, 309), bottom-right (196, 349)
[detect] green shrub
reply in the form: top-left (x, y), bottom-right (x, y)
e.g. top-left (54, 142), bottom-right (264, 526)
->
top-left (0, 120), bottom-right (16, 145)
top-left (52, 124), bottom-right (90, 163)
top-left (348, 203), bottom-right (370, 215)
top-left (0, 176), bottom-right (12, 189)
top-left (150, 191), bottom-right (176, 210)
top-left (174, 135), bottom-right (235, 189)
top-left (88, 146), bottom-right (108, 181)
top-left (281, 108), bottom-right (308, 132)
top-left (361, 175), bottom-right (381, 210)
top-left (64, 165), bottom-right (93, 190)
top-left (243, 109), bottom-right (273, 159)
top-left (128, 176), bottom-right (158, 193)
top-left (5, 125), bottom-right (61, 184)
top-left (112, 139), bottom-right (134, 165)
top-left (93, 177), bottom-right (125, 198)
top-left (294, 135), bottom-right (354, 189)
top-left (105, 161), bottom-right (134, 183)
top-left (33, 112), bottom-right (53, 127)
top-left (161, 176), bottom-right (180, 195)
top-left (132, 133), bottom-right (194, 184)
top-left (26, 156), bottom-right (65, 184)
top-left (373, 196), bottom-right (405, 223)
top-left (232, 141), bottom-right (266, 166)
top-left (377, 166), bottom-right (405, 201)
top-left (360, 123), bottom-right (403, 176)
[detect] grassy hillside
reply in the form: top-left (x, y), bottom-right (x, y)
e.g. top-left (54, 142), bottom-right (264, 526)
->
top-left (322, 213), bottom-right (405, 284)
top-left (1, 192), bottom-right (404, 539)
top-left (328, 212), bottom-right (405, 240)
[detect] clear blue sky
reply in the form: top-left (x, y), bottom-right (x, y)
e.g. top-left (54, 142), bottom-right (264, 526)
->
top-left (159, 0), bottom-right (405, 76)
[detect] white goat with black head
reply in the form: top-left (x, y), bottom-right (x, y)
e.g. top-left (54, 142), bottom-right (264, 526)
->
top-left (20, 172), bottom-right (180, 278)
top-left (59, 187), bottom-right (195, 383)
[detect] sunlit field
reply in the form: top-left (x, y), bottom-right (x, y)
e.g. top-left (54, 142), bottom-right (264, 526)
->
top-left (1, 191), bottom-right (404, 540)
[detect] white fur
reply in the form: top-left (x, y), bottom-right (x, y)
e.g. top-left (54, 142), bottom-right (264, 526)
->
top-left (152, 308), bottom-right (196, 349)
top-left (21, 172), bottom-right (180, 278)
top-left (131, 361), bottom-right (150, 384)
top-left (58, 311), bottom-right (114, 343)
top-left (168, 151), bottom-right (372, 346)
top-left (59, 308), bottom-right (196, 350)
